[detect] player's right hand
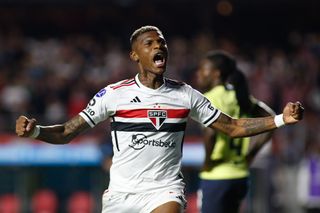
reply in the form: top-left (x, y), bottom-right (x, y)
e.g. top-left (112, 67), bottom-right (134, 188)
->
top-left (15, 116), bottom-right (37, 137)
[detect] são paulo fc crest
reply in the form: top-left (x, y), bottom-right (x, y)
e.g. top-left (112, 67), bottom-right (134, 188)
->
top-left (148, 110), bottom-right (167, 130)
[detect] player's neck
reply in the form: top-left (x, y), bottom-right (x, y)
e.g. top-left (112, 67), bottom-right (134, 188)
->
top-left (212, 80), bottom-right (223, 88)
top-left (137, 73), bottom-right (164, 89)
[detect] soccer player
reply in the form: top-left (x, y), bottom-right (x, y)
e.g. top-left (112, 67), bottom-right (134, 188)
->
top-left (196, 50), bottom-right (275, 213)
top-left (16, 26), bottom-right (304, 213)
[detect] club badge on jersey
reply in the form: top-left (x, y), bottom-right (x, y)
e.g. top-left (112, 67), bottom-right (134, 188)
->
top-left (148, 110), bottom-right (167, 130)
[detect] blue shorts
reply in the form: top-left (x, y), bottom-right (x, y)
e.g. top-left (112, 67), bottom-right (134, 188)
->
top-left (198, 178), bottom-right (248, 213)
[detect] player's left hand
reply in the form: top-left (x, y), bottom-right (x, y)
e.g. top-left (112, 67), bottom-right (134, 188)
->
top-left (282, 101), bottom-right (304, 124)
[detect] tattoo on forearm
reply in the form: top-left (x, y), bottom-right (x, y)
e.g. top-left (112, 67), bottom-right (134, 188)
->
top-left (243, 119), bottom-right (265, 135)
top-left (38, 115), bottom-right (88, 144)
top-left (212, 114), bottom-right (275, 138)
top-left (240, 117), bottom-right (273, 136)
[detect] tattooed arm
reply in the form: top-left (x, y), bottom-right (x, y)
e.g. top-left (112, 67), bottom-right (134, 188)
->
top-left (15, 115), bottom-right (90, 144)
top-left (209, 101), bottom-right (304, 138)
top-left (209, 114), bottom-right (276, 138)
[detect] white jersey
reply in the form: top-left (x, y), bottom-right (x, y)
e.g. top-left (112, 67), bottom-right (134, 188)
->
top-left (79, 74), bottom-right (221, 193)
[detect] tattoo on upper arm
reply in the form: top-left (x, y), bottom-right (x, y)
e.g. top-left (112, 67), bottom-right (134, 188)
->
top-left (64, 115), bottom-right (89, 137)
top-left (219, 122), bottom-right (234, 133)
top-left (213, 114), bottom-right (234, 133)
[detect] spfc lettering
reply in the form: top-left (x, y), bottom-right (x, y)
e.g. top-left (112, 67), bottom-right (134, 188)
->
top-left (148, 110), bottom-right (167, 130)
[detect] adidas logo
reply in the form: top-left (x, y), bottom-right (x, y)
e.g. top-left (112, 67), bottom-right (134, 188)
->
top-left (130, 96), bottom-right (141, 103)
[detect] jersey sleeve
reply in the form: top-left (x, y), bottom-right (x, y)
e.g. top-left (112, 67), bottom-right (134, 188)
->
top-left (79, 87), bottom-right (116, 127)
top-left (188, 86), bottom-right (221, 127)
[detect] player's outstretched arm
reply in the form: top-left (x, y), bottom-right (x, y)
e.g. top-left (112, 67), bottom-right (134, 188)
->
top-left (209, 101), bottom-right (304, 138)
top-left (15, 115), bottom-right (90, 144)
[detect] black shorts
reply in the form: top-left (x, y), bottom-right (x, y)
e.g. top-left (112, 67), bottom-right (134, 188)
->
top-left (198, 178), bottom-right (248, 213)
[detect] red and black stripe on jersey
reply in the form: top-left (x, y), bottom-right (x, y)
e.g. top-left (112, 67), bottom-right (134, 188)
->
top-left (111, 108), bottom-right (190, 132)
top-left (115, 108), bottom-right (189, 118)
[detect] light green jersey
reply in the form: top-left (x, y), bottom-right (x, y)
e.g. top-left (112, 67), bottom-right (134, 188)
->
top-left (200, 85), bottom-right (250, 180)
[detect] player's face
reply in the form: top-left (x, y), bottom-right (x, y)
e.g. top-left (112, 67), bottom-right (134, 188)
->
top-left (196, 59), bottom-right (216, 92)
top-left (131, 31), bottom-right (168, 75)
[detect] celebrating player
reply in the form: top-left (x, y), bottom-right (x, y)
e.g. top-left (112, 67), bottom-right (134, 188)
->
top-left (16, 26), bottom-right (304, 213)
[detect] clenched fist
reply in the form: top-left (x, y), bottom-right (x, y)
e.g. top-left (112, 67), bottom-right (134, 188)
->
top-left (283, 101), bottom-right (304, 124)
top-left (16, 116), bottom-right (37, 137)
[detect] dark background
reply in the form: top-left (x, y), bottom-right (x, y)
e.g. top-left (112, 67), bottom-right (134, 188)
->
top-left (0, 1), bottom-right (319, 212)
top-left (1, 0), bottom-right (319, 45)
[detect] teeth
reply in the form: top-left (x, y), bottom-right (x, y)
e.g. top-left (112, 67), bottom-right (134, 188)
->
top-left (155, 60), bottom-right (163, 65)
top-left (154, 52), bottom-right (165, 66)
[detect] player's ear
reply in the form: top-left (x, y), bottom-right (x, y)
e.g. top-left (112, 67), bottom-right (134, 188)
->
top-left (130, 51), bottom-right (139, 63)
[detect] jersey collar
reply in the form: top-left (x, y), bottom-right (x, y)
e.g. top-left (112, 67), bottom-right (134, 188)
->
top-left (135, 74), bottom-right (166, 92)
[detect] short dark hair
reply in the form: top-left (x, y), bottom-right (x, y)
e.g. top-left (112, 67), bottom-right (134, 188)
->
top-left (130, 26), bottom-right (163, 47)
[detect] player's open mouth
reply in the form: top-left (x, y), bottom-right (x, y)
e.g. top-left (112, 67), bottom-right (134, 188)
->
top-left (153, 52), bottom-right (166, 67)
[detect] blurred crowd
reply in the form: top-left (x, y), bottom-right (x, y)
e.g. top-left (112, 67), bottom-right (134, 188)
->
top-left (1, 27), bottom-right (320, 146)
top-left (1, 28), bottom-right (320, 139)
top-left (1, 27), bottom-right (320, 212)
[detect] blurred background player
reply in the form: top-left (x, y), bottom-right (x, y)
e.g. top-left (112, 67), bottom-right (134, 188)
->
top-left (196, 50), bottom-right (275, 213)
